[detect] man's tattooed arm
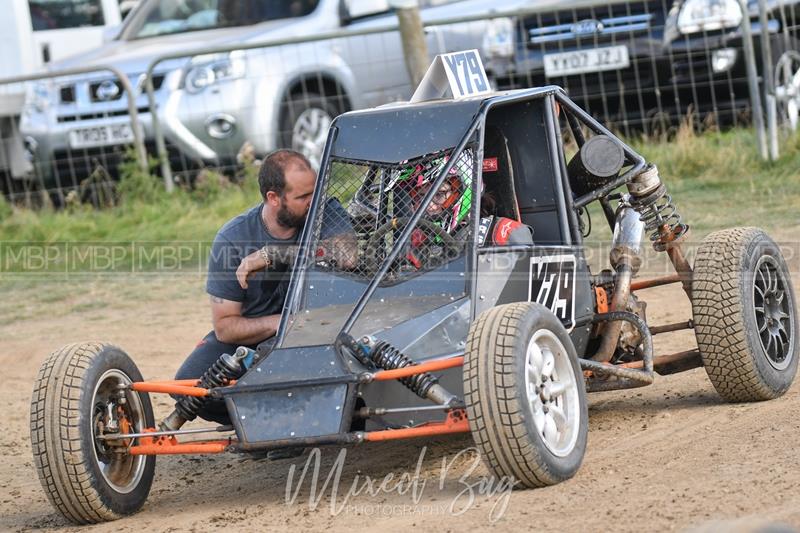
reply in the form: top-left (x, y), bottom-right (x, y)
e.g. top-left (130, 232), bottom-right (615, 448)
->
top-left (208, 295), bottom-right (280, 345)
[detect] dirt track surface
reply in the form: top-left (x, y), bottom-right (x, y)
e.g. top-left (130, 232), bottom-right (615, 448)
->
top-left (2, 268), bottom-right (799, 532)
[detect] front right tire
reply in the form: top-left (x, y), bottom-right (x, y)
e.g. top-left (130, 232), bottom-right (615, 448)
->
top-left (30, 342), bottom-right (155, 524)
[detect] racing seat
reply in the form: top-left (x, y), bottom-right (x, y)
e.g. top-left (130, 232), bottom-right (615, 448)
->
top-left (484, 99), bottom-right (566, 245)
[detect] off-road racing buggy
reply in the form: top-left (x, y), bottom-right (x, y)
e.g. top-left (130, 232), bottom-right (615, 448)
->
top-left (30, 51), bottom-right (798, 524)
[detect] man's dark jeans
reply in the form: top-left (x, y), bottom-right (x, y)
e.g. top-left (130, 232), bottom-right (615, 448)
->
top-left (174, 331), bottom-right (257, 425)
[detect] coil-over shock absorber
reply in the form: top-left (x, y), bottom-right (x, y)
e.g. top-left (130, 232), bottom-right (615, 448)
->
top-left (370, 341), bottom-right (439, 398)
top-left (159, 349), bottom-right (246, 432)
top-left (340, 334), bottom-right (458, 406)
top-left (626, 163), bottom-right (693, 296)
top-left (628, 165), bottom-right (688, 248)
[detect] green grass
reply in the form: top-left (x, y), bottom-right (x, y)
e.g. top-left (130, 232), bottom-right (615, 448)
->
top-left (0, 127), bottom-right (798, 276)
top-left (629, 126), bottom-right (800, 235)
top-left (0, 156), bottom-right (263, 272)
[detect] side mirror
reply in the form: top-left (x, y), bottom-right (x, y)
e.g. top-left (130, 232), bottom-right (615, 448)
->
top-left (340, 0), bottom-right (391, 24)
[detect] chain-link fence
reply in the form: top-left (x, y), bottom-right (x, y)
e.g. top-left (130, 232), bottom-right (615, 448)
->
top-left (1, 0), bottom-right (799, 209)
top-left (493, 0), bottom-right (799, 141)
top-left (0, 66), bottom-right (148, 208)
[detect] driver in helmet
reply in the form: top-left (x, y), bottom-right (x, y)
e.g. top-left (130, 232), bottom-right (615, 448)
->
top-left (406, 154), bottom-right (533, 248)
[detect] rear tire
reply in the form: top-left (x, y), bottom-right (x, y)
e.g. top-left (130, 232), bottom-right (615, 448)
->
top-left (464, 303), bottom-right (588, 488)
top-left (30, 342), bottom-right (155, 524)
top-left (693, 227), bottom-right (798, 402)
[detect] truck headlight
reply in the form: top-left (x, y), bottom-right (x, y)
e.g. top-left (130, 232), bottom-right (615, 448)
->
top-left (24, 81), bottom-right (53, 115)
top-left (482, 17), bottom-right (515, 59)
top-left (677, 0), bottom-right (743, 34)
top-left (183, 51), bottom-right (246, 94)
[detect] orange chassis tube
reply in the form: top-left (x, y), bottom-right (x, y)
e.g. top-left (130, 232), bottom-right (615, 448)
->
top-left (126, 356), bottom-right (469, 456)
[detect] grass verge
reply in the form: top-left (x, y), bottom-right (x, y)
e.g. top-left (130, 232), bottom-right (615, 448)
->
top-left (0, 127), bottom-right (798, 276)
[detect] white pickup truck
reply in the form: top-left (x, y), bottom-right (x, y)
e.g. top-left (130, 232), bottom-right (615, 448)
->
top-left (0, 0), bottom-right (123, 192)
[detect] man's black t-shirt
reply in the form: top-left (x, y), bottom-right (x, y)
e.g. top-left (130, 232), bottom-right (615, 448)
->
top-left (206, 200), bottom-right (351, 318)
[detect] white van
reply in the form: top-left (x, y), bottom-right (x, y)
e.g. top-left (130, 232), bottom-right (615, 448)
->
top-left (0, 0), bottom-right (122, 187)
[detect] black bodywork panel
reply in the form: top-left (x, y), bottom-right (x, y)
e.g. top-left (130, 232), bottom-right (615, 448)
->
top-left (484, 99), bottom-right (566, 243)
top-left (331, 99), bottom-right (483, 163)
top-left (225, 345), bottom-right (357, 445)
top-left (475, 246), bottom-right (594, 357)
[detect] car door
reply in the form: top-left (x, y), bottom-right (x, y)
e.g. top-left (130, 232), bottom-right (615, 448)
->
top-left (339, 0), bottom-right (464, 106)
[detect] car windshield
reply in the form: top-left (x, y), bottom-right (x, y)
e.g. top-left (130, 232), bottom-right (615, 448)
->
top-left (130, 0), bottom-right (319, 38)
top-left (29, 0), bottom-right (105, 31)
top-left (278, 149), bottom-right (476, 348)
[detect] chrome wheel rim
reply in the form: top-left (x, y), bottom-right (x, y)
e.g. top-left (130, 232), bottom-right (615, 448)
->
top-left (753, 256), bottom-right (795, 370)
top-left (774, 50), bottom-right (800, 132)
top-left (91, 369), bottom-right (147, 494)
top-left (291, 107), bottom-right (332, 170)
top-left (524, 329), bottom-right (581, 457)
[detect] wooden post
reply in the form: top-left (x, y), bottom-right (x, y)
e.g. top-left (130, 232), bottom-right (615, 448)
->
top-left (389, 0), bottom-right (429, 88)
top-left (738, 0), bottom-right (768, 160)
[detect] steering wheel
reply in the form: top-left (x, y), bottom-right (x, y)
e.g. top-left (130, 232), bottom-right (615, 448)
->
top-left (364, 217), bottom-right (462, 276)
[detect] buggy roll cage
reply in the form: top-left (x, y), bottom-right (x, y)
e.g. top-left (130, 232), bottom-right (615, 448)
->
top-left (124, 87), bottom-right (663, 456)
top-left (274, 86), bottom-right (647, 350)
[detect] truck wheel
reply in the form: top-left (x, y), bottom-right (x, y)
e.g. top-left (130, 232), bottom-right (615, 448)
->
top-left (30, 342), bottom-right (155, 524)
top-left (773, 48), bottom-right (800, 131)
top-left (693, 227), bottom-right (798, 402)
top-left (464, 302), bottom-right (588, 488)
top-left (279, 92), bottom-right (341, 170)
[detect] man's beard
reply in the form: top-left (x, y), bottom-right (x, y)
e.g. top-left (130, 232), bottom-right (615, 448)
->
top-left (276, 202), bottom-right (307, 229)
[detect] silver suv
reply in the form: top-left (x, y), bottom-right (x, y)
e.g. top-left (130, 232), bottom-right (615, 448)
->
top-left (19, 0), bottom-right (514, 188)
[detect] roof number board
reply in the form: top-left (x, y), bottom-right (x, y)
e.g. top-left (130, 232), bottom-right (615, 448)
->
top-left (442, 50), bottom-right (490, 98)
top-left (410, 49), bottom-right (491, 103)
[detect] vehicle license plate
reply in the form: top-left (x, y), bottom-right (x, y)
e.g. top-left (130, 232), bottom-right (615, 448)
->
top-left (69, 123), bottom-right (138, 149)
top-left (543, 45), bottom-right (630, 77)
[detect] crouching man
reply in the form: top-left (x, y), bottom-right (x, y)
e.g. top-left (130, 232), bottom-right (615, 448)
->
top-left (175, 149), bottom-right (355, 425)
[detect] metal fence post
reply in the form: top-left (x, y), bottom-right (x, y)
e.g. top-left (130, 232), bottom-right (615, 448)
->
top-left (758, 0), bottom-right (779, 160)
top-left (739, 0), bottom-right (769, 160)
top-left (116, 74), bottom-right (150, 175)
top-left (143, 76), bottom-right (174, 192)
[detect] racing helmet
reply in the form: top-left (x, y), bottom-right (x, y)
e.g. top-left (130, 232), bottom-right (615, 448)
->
top-left (389, 152), bottom-right (474, 232)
